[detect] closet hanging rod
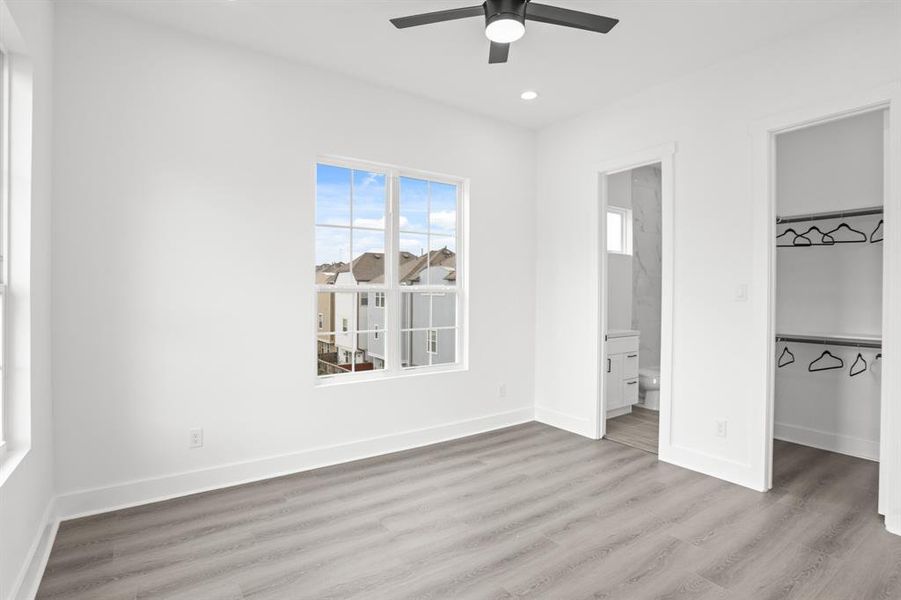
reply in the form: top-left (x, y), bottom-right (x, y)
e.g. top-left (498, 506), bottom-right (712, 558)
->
top-left (776, 206), bottom-right (883, 224)
top-left (776, 333), bottom-right (882, 349)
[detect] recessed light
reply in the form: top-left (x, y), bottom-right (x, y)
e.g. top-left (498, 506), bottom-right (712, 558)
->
top-left (520, 90), bottom-right (539, 101)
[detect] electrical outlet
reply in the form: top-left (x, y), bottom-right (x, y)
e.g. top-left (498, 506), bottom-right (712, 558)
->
top-left (715, 420), bottom-right (728, 438)
top-left (498, 383), bottom-right (507, 398)
top-left (735, 284), bottom-right (749, 302)
top-left (189, 428), bottom-right (203, 449)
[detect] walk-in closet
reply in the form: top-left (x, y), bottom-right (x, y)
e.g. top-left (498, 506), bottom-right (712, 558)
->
top-left (774, 110), bottom-right (886, 484)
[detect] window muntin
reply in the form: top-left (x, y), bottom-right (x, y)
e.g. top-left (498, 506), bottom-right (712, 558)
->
top-left (607, 206), bottom-right (633, 255)
top-left (315, 161), bottom-right (463, 380)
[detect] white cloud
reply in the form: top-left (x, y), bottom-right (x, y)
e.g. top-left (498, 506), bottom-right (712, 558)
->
top-left (430, 210), bottom-right (456, 233)
top-left (353, 217), bottom-right (386, 229)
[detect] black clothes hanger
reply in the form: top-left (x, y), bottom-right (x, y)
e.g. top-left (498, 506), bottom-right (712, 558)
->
top-left (850, 353), bottom-right (868, 377)
top-left (871, 219), bottom-right (884, 243)
top-left (825, 222), bottom-right (867, 244)
top-left (778, 347), bottom-right (795, 368)
top-left (795, 225), bottom-right (835, 246)
top-left (776, 227), bottom-right (810, 247)
top-left (809, 350), bottom-right (844, 372)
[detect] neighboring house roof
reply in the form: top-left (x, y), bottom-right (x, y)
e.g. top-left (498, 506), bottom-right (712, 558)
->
top-left (316, 271), bottom-right (337, 285)
top-left (324, 249), bottom-right (456, 285)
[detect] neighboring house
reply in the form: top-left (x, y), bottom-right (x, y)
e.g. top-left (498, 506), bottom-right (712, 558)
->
top-left (401, 264), bottom-right (456, 368)
top-left (320, 248), bottom-right (456, 374)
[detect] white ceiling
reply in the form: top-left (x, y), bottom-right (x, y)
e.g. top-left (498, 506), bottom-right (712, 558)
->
top-left (84, 0), bottom-right (868, 129)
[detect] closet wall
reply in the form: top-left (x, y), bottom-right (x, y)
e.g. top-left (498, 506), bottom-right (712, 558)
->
top-left (775, 109), bottom-right (886, 460)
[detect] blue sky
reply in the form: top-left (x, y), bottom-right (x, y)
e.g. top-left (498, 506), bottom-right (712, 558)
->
top-left (316, 164), bottom-right (456, 267)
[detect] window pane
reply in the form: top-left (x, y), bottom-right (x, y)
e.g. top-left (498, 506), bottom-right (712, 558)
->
top-left (316, 164), bottom-right (351, 226)
top-left (399, 176), bottom-right (429, 233)
top-left (401, 292), bottom-right (430, 330)
top-left (428, 235), bottom-right (456, 286)
top-left (399, 233), bottom-right (428, 285)
top-left (430, 329), bottom-right (457, 366)
top-left (315, 227), bottom-right (349, 284)
top-left (352, 229), bottom-right (386, 284)
top-left (352, 170), bottom-right (386, 228)
top-left (430, 292), bottom-right (456, 329)
top-left (401, 329), bottom-right (429, 368)
top-left (357, 292), bottom-right (386, 336)
top-left (430, 182), bottom-right (457, 236)
top-left (607, 211), bottom-right (623, 253)
top-left (355, 333), bottom-right (386, 372)
top-left (317, 344), bottom-right (349, 376)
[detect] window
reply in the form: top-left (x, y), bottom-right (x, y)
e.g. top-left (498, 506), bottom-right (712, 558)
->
top-left (318, 313), bottom-right (324, 329)
top-left (315, 160), bottom-right (463, 379)
top-left (0, 49), bottom-right (8, 450)
top-left (607, 206), bottom-right (633, 255)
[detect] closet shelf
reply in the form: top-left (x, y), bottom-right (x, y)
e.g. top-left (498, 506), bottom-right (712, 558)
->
top-left (776, 206), bottom-right (882, 225)
top-left (776, 332), bottom-right (882, 349)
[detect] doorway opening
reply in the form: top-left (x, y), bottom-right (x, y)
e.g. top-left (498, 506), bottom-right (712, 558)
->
top-left (594, 143), bottom-right (674, 457)
top-left (770, 107), bottom-right (888, 514)
top-left (603, 164), bottom-right (663, 453)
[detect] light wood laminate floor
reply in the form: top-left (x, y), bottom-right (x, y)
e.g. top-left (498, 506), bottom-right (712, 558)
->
top-left (606, 405), bottom-right (660, 454)
top-left (38, 422), bottom-right (900, 600)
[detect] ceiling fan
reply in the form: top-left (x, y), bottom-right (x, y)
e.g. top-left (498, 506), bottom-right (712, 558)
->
top-left (390, 0), bottom-right (619, 64)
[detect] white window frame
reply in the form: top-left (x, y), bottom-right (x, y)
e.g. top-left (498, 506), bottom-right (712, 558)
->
top-left (606, 206), bottom-right (633, 255)
top-left (314, 157), bottom-right (467, 383)
top-left (0, 48), bottom-right (9, 453)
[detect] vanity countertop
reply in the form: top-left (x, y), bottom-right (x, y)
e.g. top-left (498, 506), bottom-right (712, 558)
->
top-left (606, 329), bottom-right (640, 340)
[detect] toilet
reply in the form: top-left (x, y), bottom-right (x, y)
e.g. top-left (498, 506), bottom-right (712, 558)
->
top-left (638, 367), bottom-right (661, 410)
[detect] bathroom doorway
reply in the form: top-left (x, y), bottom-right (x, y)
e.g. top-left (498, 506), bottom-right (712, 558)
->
top-left (594, 144), bottom-right (675, 461)
top-left (602, 163), bottom-right (663, 454)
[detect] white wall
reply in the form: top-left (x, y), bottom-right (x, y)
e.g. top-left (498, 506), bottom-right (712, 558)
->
top-left (0, 1), bottom-right (54, 599)
top-left (606, 171), bottom-right (632, 330)
top-left (51, 4), bottom-right (536, 515)
top-left (775, 110), bottom-right (885, 460)
top-left (534, 2), bottom-right (901, 487)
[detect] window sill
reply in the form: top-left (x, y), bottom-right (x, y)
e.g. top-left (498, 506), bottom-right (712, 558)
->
top-left (0, 443), bottom-right (30, 488)
top-left (316, 364), bottom-right (468, 387)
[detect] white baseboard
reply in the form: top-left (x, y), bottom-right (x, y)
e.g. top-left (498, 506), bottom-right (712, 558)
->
top-left (534, 406), bottom-right (596, 439)
top-left (56, 408), bottom-right (534, 520)
top-left (7, 498), bottom-right (58, 600)
top-left (660, 444), bottom-right (765, 492)
top-left (774, 422), bottom-right (879, 462)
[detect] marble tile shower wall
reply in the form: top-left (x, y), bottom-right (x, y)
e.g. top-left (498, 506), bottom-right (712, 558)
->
top-left (630, 165), bottom-right (662, 369)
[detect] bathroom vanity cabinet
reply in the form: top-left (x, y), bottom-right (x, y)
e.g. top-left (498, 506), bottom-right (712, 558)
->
top-left (605, 331), bottom-right (640, 414)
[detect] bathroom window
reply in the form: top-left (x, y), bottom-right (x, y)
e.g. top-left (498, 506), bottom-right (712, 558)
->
top-left (607, 207), bottom-right (633, 255)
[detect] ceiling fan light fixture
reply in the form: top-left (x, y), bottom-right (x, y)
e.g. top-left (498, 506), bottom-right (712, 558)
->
top-left (485, 16), bottom-right (525, 44)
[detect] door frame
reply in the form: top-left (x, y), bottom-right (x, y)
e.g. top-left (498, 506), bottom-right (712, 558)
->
top-left (751, 82), bottom-right (901, 534)
top-left (592, 143), bottom-right (676, 458)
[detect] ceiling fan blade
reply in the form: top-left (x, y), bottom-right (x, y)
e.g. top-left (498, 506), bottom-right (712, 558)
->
top-left (525, 2), bottom-right (618, 34)
top-left (488, 41), bottom-right (510, 64)
top-left (390, 5), bottom-right (485, 29)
